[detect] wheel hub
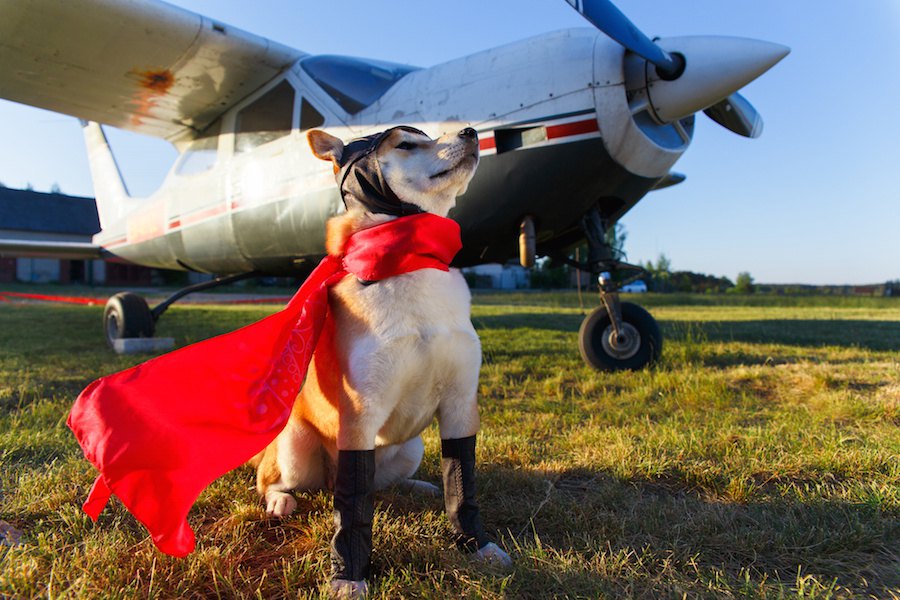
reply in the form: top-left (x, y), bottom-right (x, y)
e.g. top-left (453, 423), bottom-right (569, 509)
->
top-left (106, 313), bottom-right (120, 343)
top-left (601, 322), bottom-right (641, 360)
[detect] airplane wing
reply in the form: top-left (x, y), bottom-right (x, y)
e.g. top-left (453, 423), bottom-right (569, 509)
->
top-left (0, 0), bottom-right (304, 141)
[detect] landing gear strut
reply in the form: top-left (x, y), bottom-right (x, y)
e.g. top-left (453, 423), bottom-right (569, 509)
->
top-left (102, 272), bottom-right (259, 349)
top-left (557, 208), bottom-right (662, 371)
top-left (578, 274), bottom-right (662, 371)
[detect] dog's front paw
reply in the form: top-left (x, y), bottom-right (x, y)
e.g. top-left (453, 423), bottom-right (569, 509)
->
top-left (473, 542), bottom-right (513, 570)
top-left (329, 578), bottom-right (368, 599)
top-left (264, 490), bottom-right (297, 517)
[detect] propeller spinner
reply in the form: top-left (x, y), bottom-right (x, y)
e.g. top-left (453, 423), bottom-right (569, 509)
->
top-left (566, 0), bottom-right (789, 137)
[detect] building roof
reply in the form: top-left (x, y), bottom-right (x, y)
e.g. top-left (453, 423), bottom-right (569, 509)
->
top-left (0, 187), bottom-right (100, 235)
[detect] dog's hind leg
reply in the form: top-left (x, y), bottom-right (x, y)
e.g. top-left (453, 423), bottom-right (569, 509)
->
top-left (375, 437), bottom-right (440, 496)
top-left (374, 437), bottom-right (422, 488)
top-left (256, 418), bottom-right (327, 517)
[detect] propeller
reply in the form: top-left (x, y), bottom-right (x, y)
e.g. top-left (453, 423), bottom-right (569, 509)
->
top-left (703, 93), bottom-right (763, 138)
top-left (564, 0), bottom-right (787, 138)
top-left (563, 0), bottom-right (683, 79)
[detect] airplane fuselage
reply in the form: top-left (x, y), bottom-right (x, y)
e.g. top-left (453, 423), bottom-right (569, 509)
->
top-left (94, 29), bottom-right (691, 275)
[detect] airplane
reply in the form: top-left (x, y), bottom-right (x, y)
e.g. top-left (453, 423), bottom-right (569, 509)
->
top-left (0, 0), bottom-right (789, 371)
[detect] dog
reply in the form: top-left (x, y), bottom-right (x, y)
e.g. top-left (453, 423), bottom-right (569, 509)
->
top-left (251, 125), bottom-right (511, 597)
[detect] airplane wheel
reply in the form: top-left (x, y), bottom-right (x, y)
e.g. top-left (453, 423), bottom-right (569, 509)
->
top-left (578, 302), bottom-right (662, 371)
top-left (104, 292), bottom-right (155, 347)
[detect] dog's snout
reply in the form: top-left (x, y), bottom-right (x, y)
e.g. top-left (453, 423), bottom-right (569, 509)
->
top-left (458, 127), bottom-right (477, 140)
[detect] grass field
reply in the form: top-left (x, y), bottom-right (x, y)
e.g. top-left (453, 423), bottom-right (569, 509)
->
top-left (1, 292), bottom-right (898, 599)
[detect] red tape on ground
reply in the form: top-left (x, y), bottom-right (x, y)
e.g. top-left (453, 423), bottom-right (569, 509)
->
top-left (0, 292), bottom-right (293, 306)
top-left (0, 292), bottom-right (103, 306)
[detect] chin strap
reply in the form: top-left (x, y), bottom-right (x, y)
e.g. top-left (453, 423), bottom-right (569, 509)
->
top-left (331, 450), bottom-right (376, 582)
top-left (441, 435), bottom-right (490, 552)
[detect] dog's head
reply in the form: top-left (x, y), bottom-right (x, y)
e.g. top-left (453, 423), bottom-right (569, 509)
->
top-left (308, 126), bottom-right (479, 218)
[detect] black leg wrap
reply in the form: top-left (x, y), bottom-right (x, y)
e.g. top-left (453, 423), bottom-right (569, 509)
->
top-left (330, 449), bottom-right (375, 582)
top-left (441, 435), bottom-right (489, 553)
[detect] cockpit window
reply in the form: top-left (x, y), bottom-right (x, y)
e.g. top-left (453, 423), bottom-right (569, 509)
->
top-left (300, 99), bottom-right (325, 131)
top-left (235, 80), bottom-right (296, 154)
top-left (300, 55), bottom-right (420, 114)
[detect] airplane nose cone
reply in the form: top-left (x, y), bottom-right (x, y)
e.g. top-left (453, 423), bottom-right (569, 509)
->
top-left (458, 127), bottom-right (477, 140)
top-left (644, 36), bottom-right (790, 123)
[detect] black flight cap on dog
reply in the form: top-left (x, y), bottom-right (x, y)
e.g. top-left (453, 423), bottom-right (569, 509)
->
top-left (336, 126), bottom-right (426, 217)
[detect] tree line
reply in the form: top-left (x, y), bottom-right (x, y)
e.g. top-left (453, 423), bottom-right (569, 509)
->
top-left (641, 254), bottom-right (754, 294)
top-left (530, 245), bottom-right (754, 294)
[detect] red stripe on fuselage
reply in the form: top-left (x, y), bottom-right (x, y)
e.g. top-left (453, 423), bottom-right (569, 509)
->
top-left (478, 116), bottom-right (599, 152)
top-left (167, 202), bottom-right (228, 232)
top-left (546, 119), bottom-right (599, 139)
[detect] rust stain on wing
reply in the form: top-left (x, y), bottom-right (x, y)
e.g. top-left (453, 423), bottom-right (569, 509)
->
top-left (129, 68), bottom-right (176, 126)
top-left (137, 69), bottom-right (175, 94)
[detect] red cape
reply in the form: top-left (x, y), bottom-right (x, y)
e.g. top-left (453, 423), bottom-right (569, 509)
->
top-left (68, 213), bottom-right (462, 557)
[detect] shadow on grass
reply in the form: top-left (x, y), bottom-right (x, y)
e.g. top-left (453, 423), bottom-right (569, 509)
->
top-left (672, 319), bottom-right (900, 353)
top-left (472, 312), bottom-right (584, 332)
top-left (473, 312), bottom-right (900, 354)
top-left (285, 461), bottom-right (899, 597)
top-left (472, 463), bottom-right (900, 598)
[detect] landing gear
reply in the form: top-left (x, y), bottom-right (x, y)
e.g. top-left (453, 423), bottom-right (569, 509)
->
top-left (102, 272), bottom-right (258, 349)
top-left (557, 207), bottom-right (663, 371)
top-left (578, 300), bottom-right (661, 371)
top-left (103, 292), bottom-right (155, 348)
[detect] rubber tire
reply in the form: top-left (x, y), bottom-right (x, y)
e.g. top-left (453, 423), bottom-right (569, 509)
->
top-left (578, 301), bottom-right (662, 371)
top-left (104, 292), bottom-right (155, 348)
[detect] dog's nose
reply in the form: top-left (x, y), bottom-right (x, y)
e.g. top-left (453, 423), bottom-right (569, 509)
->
top-left (458, 127), bottom-right (477, 140)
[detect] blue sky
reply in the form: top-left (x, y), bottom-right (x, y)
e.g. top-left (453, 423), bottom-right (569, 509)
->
top-left (2, 1), bottom-right (898, 285)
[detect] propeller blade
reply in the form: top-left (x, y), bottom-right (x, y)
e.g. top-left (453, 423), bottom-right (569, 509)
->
top-left (703, 92), bottom-right (764, 138)
top-left (651, 172), bottom-right (686, 191)
top-left (564, 0), bottom-right (681, 77)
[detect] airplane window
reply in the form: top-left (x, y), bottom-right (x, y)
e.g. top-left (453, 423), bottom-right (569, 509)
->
top-left (175, 122), bottom-right (221, 176)
top-left (301, 55), bottom-right (420, 114)
top-left (300, 99), bottom-right (325, 131)
top-left (235, 80), bottom-right (295, 154)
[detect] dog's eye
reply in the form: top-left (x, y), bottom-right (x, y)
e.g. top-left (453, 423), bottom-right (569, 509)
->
top-left (396, 141), bottom-right (418, 151)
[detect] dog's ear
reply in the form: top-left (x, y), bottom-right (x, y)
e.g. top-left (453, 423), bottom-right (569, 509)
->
top-left (307, 130), bottom-right (344, 173)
